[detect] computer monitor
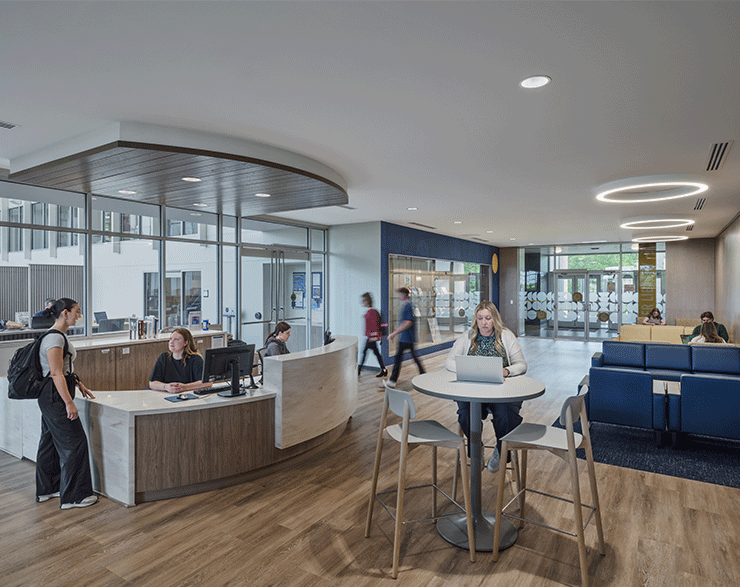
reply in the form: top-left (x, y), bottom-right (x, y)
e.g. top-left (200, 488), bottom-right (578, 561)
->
top-left (201, 343), bottom-right (256, 397)
top-left (94, 311), bottom-right (108, 323)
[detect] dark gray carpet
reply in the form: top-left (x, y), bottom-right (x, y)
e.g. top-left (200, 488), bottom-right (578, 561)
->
top-left (552, 420), bottom-right (740, 490)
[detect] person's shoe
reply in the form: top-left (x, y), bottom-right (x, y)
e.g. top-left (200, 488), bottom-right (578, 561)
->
top-left (36, 491), bottom-right (60, 503)
top-left (386, 379), bottom-right (396, 388)
top-left (486, 448), bottom-right (501, 473)
top-left (375, 369), bottom-right (388, 378)
top-left (60, 495), bottom-right (98, 509)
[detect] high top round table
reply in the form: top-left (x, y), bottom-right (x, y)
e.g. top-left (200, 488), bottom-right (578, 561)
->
top-left (412, 370), bottom-right (545, 552)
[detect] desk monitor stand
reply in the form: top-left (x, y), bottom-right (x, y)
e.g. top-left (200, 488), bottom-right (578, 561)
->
top-left (218, 359), bottom-right (246, 397)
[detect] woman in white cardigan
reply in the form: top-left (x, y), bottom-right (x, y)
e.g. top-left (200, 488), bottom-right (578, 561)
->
top-left (446, 301), bottom-right (527, 473)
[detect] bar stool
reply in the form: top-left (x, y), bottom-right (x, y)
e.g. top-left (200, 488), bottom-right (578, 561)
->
top-left (365, 381), bottom-right (476, 578)
top-left (492, 386), bottom-right (605, 587)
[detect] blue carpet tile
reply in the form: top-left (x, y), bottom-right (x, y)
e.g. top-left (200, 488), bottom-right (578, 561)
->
top-left (552, 420), bottom-right (740, 490)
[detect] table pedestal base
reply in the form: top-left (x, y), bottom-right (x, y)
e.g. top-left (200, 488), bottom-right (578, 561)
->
top-left (437, 511), bottom-right (517, 552)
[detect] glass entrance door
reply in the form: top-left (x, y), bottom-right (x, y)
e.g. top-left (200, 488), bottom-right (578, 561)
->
top-left (240, 246), bottom-right (317, 353)
top-left (553, 272), bottom-right (619, 340)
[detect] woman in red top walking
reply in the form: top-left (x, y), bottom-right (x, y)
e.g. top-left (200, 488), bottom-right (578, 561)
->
top-left (358, 292), bottom-right (387, 378)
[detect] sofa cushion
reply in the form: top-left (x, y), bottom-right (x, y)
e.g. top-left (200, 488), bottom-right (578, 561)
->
top-left (601, 341), bottom-right (645, 368)
top-left (645, 343), bottom-right (692, 371)
top-left (649, 325), bottom-right (685, 344)
top-left (690, 345), bottom-right (740, 375)
top-left (588, 366), bottom-right (654, 428)
top-left (619, 324), bottom-right (651, 342)
top-left (646, 369), bottom-right (684, 382)
top-left (679, 374), bottom-right (740, 440)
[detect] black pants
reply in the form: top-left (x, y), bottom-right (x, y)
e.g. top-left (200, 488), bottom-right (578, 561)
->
top-left (456, 400), bottom-right (523, 456)
top-left (36, 377), bottom-right (93, 505)
top-left (358, 339), bottom-right (385, 374)
top-left (390, 341), bottom-right (425, 382)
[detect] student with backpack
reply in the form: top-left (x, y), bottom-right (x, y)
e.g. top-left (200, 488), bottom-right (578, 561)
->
top-left (35, 298), bottom-right (98, 509)
top-left (358, 292), bottom-right (387, 378)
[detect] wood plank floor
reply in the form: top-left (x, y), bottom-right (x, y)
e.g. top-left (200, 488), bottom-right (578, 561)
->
top-left (2, 338), bottom-right (740, 586)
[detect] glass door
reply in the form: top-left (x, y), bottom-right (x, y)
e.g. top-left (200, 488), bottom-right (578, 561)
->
top-left (554, 271), bottom-right (619, 340)
top-left (586, 272), bottom-right (619, 341)
top-left (240, 246), bottom-right (316, 353)
top-left (555, 273), bottom-right (587, 339)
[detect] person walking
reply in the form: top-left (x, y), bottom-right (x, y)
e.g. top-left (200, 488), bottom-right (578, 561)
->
top-left (358, 292), bottom-right (387, 378)
top-left (386, 287), bottom-right (424, 387)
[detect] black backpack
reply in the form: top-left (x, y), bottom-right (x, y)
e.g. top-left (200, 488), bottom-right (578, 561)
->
top-left (7, 329), bottom-right (69, 400)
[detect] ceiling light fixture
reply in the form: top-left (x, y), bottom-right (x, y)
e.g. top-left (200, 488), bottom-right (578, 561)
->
top-left (454, 221), bottom-right (462, 224)
top-left (582, 240), bottom-right (607, 244)
top-left (509, 237), bottom-right (516, 241)
top-left (182, 177), bottom-right (201, 182)
top-left (486, 230), bottom-right (494, 234)
top-left (632, 235), bottom-right (689, 243)
top-left (193, 203), bottom-right (208, 207)
top-left (620, 217), bottom-right (695, 230)
top-left (190, 213), bottom-right (202, 217)
top-left (118, 189), bottom-right (136, 195)
top-left (255, 193), bottom-right (271, 198)
top-left (596, 176), bottom-right (708, 203)
top-left (520, 75), bottom-right (551, 89)
top-left (407, 207), bottom-right (417, 211)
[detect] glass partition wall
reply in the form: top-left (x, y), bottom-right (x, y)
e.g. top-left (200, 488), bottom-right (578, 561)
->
top-left (388, 254), bottom-right (490, 353)
top-left (0, 181), bottom-right (327, 352)
top-left (521, 243), bottom-right (666, 340)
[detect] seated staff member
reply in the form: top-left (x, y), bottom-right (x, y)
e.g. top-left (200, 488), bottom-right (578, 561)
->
top-left (265, 322), bottom-right (291, 356)
top-left (149, 328), bottom-right (212, 393)
top-left (642, 308), bottom-right (666, 326)
top-left (691, 311), bottom-right (729, 342)
top-left (445, 300), bottom-right (527, 474)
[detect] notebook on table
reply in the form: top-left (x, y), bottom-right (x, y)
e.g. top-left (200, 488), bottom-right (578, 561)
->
top-left (455, 355), bottom-right (505, 384)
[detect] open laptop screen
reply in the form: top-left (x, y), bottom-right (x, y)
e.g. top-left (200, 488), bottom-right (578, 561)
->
top-left (455, 355), bottom-right (504, 384)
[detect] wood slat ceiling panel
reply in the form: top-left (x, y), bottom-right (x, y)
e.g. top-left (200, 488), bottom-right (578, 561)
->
top-left (10, 142), bottom-right (347, 217)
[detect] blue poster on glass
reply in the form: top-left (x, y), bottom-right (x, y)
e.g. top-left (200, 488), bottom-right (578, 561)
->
top-left (292, 272), bottom-right (306, 309)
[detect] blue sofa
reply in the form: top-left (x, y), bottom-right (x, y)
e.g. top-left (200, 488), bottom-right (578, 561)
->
top-left (588, 341), bottom-right (740, 441)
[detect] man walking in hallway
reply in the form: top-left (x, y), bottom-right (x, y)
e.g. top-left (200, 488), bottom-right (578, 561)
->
top-left (387, 287), bottom-right (425, 387)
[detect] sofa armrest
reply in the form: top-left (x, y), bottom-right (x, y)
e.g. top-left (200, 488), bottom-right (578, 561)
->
top-left (678, 373), bottom-right (740, 440)
top-left (588, 367), bottom-right (655, 429)
top-left (591, 352), bottom-right (604, 367)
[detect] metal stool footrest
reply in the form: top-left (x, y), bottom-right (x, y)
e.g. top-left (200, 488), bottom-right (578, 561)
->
top-left (375, 483), bottom-right (467, 525)
top-left (502, 487), bottom-right (597, 537)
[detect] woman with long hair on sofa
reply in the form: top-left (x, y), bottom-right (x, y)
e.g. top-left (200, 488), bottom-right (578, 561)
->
top-left (690, 321), bottom-right (727, 344)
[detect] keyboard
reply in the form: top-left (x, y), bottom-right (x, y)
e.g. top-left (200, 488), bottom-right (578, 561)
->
top-left (192, 381), bottom-right (232, 395)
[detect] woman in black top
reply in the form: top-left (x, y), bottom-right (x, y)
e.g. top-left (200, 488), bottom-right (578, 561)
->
top-left (149, 328), bottom-right (211, 393)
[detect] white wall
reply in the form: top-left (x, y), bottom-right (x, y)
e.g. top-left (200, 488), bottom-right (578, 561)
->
top-left (328, 222), bottom-right (382, 368)
top-left (716, 213), bottom-right (740, 343)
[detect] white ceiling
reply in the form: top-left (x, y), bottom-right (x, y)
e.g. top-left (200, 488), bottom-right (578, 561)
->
top-left (1, 1), bottom-right (739, 247)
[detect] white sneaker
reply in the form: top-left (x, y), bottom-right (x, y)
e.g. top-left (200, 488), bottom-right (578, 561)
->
top-left (486, 448), bottom-right (501, 473)
top-left (36, 491), bottom-right (60, 503)
top-left (60, 495), bottom-right (98, 509)
top-left (386, 380), bottom-right (396, 388)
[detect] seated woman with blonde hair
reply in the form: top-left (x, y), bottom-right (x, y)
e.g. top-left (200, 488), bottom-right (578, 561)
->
top-left (690, 321), bottom-right (727, 344)
top-left (149, 328), bottom-right (212, 393)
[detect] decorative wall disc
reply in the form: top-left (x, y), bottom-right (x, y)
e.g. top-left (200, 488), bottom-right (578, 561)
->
top-left (492, 253), bottom-right (499, 274)
top-left (598, 312), bottom-right (609, 322)
top-left (572, 292), bottom-right (583, 303)
top-left (536, 310), bottom-right (547, 320)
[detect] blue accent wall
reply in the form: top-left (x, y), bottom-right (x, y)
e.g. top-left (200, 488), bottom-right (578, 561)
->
top-left (379, 222), bottom-right (500, 363)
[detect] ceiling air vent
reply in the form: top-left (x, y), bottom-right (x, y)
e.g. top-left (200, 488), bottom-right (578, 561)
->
top-left (408, 221), bottom-right (437, 230)
top-left (685, 224), bottom-right (693, 231)
top-left (336, 204), bottom-right (356, 210)
top-left (706, 141), bottom-right (733, 171)
top-left (0, 120), bottom-right (18, 130)
top-left (694, 198), bottom-right (706, 210)
top-left (471, 237), bottom-right (488, 243)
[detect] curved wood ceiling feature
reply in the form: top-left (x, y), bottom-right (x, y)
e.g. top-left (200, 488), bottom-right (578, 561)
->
top-left (9, 141), bottom-right (348, 218)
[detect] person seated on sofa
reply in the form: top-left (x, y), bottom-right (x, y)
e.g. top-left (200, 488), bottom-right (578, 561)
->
top-left (690, 311), bottom-right (729, 342)
top-left (642, 308), bottom-right (666, 326)
top-left (690, 321), bottom-right (728, 345)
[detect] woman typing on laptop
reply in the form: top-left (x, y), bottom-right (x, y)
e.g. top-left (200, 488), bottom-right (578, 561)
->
top-left (445, 301), bottom-right (527, 473)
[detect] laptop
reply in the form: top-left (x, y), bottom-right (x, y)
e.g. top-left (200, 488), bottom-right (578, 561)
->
top-left (680, 334), bottom-right (693, 345)
top-left (455, 355), bottom-right (505, 384)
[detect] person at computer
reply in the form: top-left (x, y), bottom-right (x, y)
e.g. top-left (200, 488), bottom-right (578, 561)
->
top-left (34, 298), bottom-right (56, 317)
top-left (642, 308), bottom-right (666, 326)
top-left (690, 321), bottom-right (728, 344)
top-left (149, 328), bottom-right (212, 393)
top-left (690, 311), bottom-right (729, 342)
top-left (445, 300), bottom-right (527, 474)
top-left (265, 322), bottom-right (291, 356)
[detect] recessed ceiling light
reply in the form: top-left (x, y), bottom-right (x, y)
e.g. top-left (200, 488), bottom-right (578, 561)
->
top-left (632, 235), bottom-right (689, 243)
top-left (255, 193), bottom-right (271, 198)
top-left (118, 190), bottom-right (136, 195)
top-left (520, 75), bottom-right (551, 89)
top-left (454, 221), bottom-right (462, 224)
top-left (620, 217), bottom-right (695, 230)
top-left (596, 177), bottom-right (708, 203)
top-left (486, 230), bottom-right (494, 234)
top-left (182, 177), bottom-right (201, 182)
top-left (582, 240), bottom-right (607, 244)
top-left (509, 237), bottom-right (516, 241)
top-left (190, 213), bottom-right (201, 217)
top-left (193, 203), bottom-right (208, 207)
top-left (407, 207), bottom-right (417, 211)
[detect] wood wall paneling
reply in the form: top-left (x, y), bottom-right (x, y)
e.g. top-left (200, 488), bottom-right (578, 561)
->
top-left (75, 347), bottom-right (117, 391)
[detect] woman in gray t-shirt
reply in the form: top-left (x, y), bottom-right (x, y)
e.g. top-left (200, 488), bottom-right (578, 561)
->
top-left (35, 298), bottom-right (98, 510)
